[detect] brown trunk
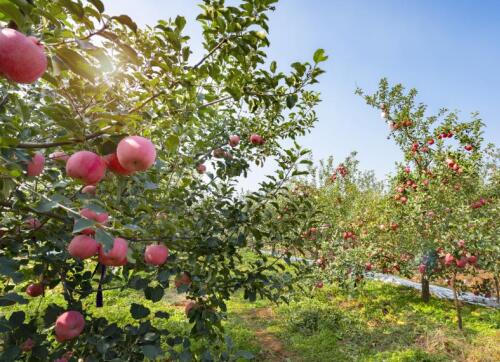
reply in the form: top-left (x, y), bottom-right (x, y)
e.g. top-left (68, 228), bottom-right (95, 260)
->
top-left (451, 273), bottom-right (463, 331)
top-left (494, 275), bottom-right (500, 304)
top-left (421, 275), bottom-right (430, 303)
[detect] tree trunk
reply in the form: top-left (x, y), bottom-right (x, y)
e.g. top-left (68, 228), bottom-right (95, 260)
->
top-left (494, 274), bottom-right (500, 304)
top-left (451, 273), bottom-right (463, 331)
top-left (421, 274), bottom-right (430, 303)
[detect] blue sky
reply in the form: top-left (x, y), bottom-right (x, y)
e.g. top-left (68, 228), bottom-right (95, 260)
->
top-left (104, 0), bottom-right (500, 190)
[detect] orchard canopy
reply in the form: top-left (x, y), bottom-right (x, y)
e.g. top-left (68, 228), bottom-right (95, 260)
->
top-left (0, 0), bottom-right (326, 360)
top-left (0, 0), bottom-right (499, 361)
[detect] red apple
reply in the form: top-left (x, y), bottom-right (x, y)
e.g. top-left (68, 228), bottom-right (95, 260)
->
top-left (55, 311), bottom-right (85, 342)
top-left (68, 235), bottom-right (98, 259)
top-left (468, 255), bottom-right (477, 265)
top-left (26, 283), bottom-right (44, 297)
top-left (103, 153), bottom-right (134, 176)
top-left (464, 144), bottom-right (473, 151)
top-left (144, 244), bottom-right (169, 265)
top-left (98, 238), bottom-right (128, 266)
top-left (427, 138), bottom-right (434, 145)
top-left (404, 166), bottom-right (410, 174)
top-left (229, 135), bottom-right (240, 147)
top-left (418, 264), bottom-right (426, 273)
top-left (24, 217), bottom-right (41, 230)
top-left (457, 239), bottom-right (465, 248)
top-left (116, 136), bottom-right (156, 172)
top-left (444, 253), bottom-right (455, 266)
top-left (0, 29), bottom-right (47, 83)
top-left (26, 152), bottom-right (45, 177)
top-left (78, 208), bottom-right (109, 235)
top-left (456, 256), bottom-right (467, 269)
top-left (365, 262), bottom-right (373, 271)
top-left (175, 272), bottom-right (191, 288)
top-left (20, 338), bottom-right (34, 352)
top-left (66, 151), bottom-right (106, 185)
top-left (315, 281), bottom-right (324, 289)
top-left (249, 134), bottom-right (264, 145)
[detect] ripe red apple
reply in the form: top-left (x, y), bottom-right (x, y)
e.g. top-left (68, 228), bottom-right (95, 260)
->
top-left (365, 262), bottom-right (373, 271)
top-left (249, 134), bottom-right (264, 145)
top-left (103, 153), bottom-right (134, 176)
top-left (456, 256), bottom-right (467, 269)
top-left (20, 338), bottom-right (34, 352)
top-left (26, 152), bottom-right (45, 177)
top-left (444, 253), bottom-right (455, 266)
top-left (468, 255), bottom-right (477, 265)
top-left (390, 223), bottom-right (399, 231)
top-left (196, 164), bottom-right (206, 174)
top-left (457, 239), bottom-right (465, 248)
top-left (116, 136), bottom-right (156, 172)
top-left (422, 179), bottom-right (429, 186)
top-left (98, 238), bottom-right (128, 266)
top-left (144, 244), bottom-right (169, 265)
top-left (55, 311), bottom-right (85, 342)
top-left (400, 196), bottom-right (408, 204)
top-left (464, 144), bottom-right (473, 151)
top-left (81, 185), bottom-right (97, 195)
top-left (49, 151), bottom-right (69, 163)
top-left (175, 272), bottom-right (191, 288)
top-left (404, 166), bottom-right (410, 174)
top-left (0, 29), bottom-right (47, 83)
top-left (66, 151), bottom-right (106, 185)
top-left (26, 283), bottom-right (44, 297)
top-left (79, 208), bottom-right (109, 235)
top-left (24, 217), bottom-right (41, 230)
top-left (229, 135), bottom-right (240, 147)
top-left (418, 264), bottom-right (426, 273)
top-left (427, 138), bottom-right (434, 145)
top-left (68, 235), bottom-right (98, 259)
top-left (315, 281), bottom-right (324, 289)
top-left (396, 186), bottom-right (404, 193)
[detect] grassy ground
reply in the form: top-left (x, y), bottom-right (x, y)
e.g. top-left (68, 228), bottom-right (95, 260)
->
top-left (2, 281), bottom-right (499, 361)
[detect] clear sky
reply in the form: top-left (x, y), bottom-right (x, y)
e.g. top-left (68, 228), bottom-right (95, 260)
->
top-left (104, 0), bottom-right (500, 190)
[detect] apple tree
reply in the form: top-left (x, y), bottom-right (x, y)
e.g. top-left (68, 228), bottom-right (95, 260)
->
top-left (0, 0), bottom-right (327, 360)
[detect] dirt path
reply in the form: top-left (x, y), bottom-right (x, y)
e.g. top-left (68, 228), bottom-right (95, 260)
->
top-left (239, 307), bottom-right (298, 362)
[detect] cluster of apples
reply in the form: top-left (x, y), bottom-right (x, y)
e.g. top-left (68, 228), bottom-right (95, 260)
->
top-left (0, 29), bottom-right (47, 84)
top-left (342, 230), bottom-right (356, 240)
top-left (445, 158), bottom-right (463, 174)
top-left (389, 118), bottom-right (413, 130)
top-left (329, 163), bottom-right (348, 183)
top-left (471, 198), bottom-right (488, 209)
top-left (196, 134), bottom-right (263, 174)
top-left (410, 142), bottom-right (430, 154)
top-left (434, 242), bottom-right (478, 270)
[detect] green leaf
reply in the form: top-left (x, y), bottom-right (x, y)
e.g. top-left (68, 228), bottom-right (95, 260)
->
top-left (175, 16), bottom-right (186, 31)
top-left (270, 61), bottom-right (277, 73)
top-left (88, 0), bottom-right (104, 13)
top-left (73, 218), bottom-right (95, 234)
top-left (112, 15), bottom-right (137, 33)
top-left (94, 228), bottom-right (114, 251)
top-left (165, 135), bottom-right (179, 153)
top-left (0, 293), bottom-right (27, 307)
top-left (286, 94), bottom-right (298, 109)
top-left (141, 345), bottom-right (162, 360)
top-left (313, 48), bottom-right (328, 63)
top-left (56, 48), bottom-right (97, 82)
top-left (58, 0), bottom-right (84, 19)
top-left (8, 311), bottom-right (24, 327)
top-left (144, 285), bottom-right (164, 302)
top-left (130, 303), bottom-right (150, 319)
top-left (0, 0), bottom-right (25, 27)
top-left (44, 304), bottom-right (65, 327)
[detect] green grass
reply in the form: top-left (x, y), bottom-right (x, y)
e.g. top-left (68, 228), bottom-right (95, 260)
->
top-left (2, 281), bottom-right (499, 361)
